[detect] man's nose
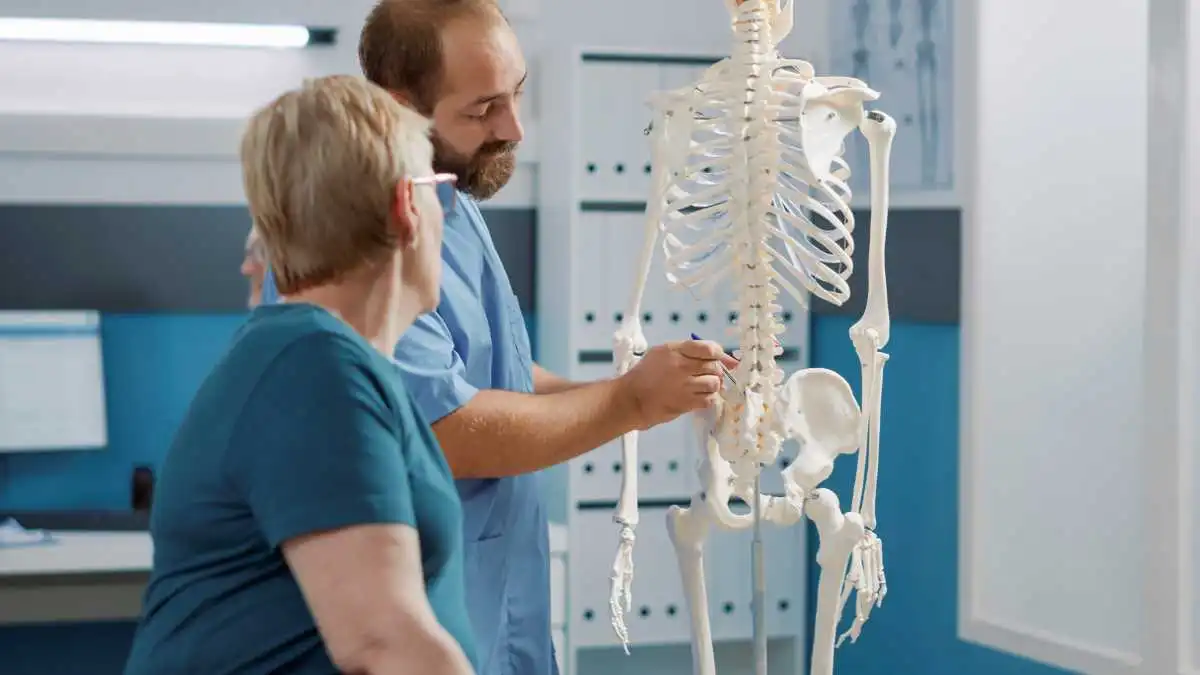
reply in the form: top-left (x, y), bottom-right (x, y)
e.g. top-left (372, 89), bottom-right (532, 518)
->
top-left (493, 106), bottom-right (524, 143)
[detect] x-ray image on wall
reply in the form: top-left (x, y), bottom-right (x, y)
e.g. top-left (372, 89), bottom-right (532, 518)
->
top-left (831, 0), bottom-right (954, 194)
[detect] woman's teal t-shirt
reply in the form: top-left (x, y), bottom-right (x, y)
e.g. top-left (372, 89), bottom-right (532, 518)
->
top-left (124, 303), bottom-right (476, 675)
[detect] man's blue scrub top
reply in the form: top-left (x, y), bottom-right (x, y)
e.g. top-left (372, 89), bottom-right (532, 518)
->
top-left (260, 191), bottom-right (557, 675)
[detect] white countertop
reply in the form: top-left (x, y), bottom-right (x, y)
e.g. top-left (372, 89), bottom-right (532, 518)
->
top-left (0, 524), bottom-right (568, 578)
top-left (0, 526), bottom-right (568, 627)
top-left (0, 531), bottom-right (152, 577)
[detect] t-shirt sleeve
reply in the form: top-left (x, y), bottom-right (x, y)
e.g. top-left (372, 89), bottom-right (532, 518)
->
top-left (226, 333), bottom-right (414, 548)
top-left (392, 311), bottom-right (480, 424)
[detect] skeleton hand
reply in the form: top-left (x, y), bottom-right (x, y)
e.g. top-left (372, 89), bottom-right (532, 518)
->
top-left (609, 524), bottom-right (637, 653)
top-left (836, 530), bottom-right (886, 647)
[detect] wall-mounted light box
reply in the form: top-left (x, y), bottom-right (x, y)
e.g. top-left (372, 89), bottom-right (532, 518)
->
top-left (0, 311), bottom-right (108, 453)
top-left (0, 17), bottom-right (337, 49)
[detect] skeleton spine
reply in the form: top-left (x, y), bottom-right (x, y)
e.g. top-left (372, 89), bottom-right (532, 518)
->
top-left (725, 0), bottom-right (785, 467)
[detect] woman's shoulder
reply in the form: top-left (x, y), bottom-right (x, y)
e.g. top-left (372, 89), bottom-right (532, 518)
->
top-left (241, 305), bottom-right (375, 366)
top-left (228, 306), bottom-right (392, 405)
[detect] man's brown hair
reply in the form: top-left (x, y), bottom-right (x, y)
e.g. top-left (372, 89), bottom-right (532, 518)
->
top-left (358, 0), bottom-right (506, 113)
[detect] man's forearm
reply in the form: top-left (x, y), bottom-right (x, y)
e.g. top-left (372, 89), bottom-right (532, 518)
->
top-left (433, 377), bottom-right (641, 478)
top-left (532, 362), bottom-right (585, 394)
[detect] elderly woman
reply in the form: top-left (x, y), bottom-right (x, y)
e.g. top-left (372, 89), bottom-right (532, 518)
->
top-left (123, 75), bottom-right (474, 675)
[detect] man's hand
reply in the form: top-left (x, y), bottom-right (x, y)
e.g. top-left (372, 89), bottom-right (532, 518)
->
top-left (619, 339), bottom-right (736, 430)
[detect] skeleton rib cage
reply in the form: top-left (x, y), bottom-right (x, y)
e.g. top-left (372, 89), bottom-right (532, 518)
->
top-left (655, 65), bottom-right (859, 316)
top-left (605, 2), bottom-right (899, 675)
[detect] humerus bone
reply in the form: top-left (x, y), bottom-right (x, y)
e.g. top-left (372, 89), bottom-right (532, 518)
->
top-left (605, 1), bottom-right (899, 673)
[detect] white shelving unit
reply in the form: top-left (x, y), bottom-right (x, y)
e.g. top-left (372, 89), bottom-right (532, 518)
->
top-left (538, 46), bottom-right (810, 675)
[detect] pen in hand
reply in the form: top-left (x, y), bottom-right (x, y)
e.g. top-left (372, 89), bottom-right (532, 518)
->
top-left (690, 333), bottom-right (738, 387)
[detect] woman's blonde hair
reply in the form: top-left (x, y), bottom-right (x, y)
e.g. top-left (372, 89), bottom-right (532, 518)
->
top-left (240, 74), bottom-right (434, 294)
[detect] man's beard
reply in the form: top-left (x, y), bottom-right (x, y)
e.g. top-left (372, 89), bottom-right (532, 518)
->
top-left (431, 133), bottom-right (517, 201)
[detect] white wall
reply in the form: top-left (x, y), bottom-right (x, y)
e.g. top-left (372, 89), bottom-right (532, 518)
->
top-left (961, 0), bottom-right (1147, 668)
top-left (1184, 1), bottom-right (1200, 669)
top-left (961, 0), bottom-right (1198, 674)
top-left (538, 0), bottom-right (828, 64)
top-left (1141, 1), bottom-right (1197, 673)
top-left (0, 0), bottom-right (538, 206)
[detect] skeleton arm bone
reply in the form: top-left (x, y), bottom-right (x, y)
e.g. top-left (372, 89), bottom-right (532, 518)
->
top-left (850, 113), bottom-right (895, 348)
top-left (847, 111), bottom-right (896, 529)
top-left (607, 103), bottom-right (680, 650)
top-left (836, 530), bottom-right (886, 647)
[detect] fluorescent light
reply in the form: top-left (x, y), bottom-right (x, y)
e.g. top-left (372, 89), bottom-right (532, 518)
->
top-left (0, 17), bottom-right (313, 48)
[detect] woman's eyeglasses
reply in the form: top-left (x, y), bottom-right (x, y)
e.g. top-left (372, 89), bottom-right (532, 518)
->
top-left (244, 230), bottom-right (267, 266)
top-left (411, 172), bottom-right (459, 215)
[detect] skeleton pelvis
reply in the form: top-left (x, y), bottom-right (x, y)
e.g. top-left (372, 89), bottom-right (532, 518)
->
top-left (775, 368), bottom-right (862, 490)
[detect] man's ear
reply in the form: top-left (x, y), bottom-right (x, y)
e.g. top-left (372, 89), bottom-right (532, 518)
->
top-left (389, 89), bottom-right (419, 113)
top-left (390, 180), bottom-right (420, 250)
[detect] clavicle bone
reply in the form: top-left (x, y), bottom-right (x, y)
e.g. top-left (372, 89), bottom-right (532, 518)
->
top-left (602, 0), bottom-right (898, 673)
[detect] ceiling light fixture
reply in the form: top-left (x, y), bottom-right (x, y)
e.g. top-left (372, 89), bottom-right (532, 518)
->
top-left (0, 17), bottom-right (335, 49)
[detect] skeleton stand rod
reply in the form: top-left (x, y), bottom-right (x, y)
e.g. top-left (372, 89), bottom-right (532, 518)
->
top-left (751, 472), bottom-right (767, 675)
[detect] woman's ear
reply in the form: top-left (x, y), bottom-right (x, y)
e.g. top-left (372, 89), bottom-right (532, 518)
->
top-left (390, 180), bottom-right (420, 251)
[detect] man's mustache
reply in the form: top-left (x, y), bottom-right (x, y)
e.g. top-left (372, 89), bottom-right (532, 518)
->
top-left (477, 141), bottom-right (518, 157)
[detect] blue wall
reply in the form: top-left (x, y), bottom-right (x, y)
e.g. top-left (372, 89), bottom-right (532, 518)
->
top-left (0, 314), bottom-right (247, 511)
top-left (0, 314), bottom-right (1068, 674)
top-left (805, 316), bottom-right (1065, 675)
top-left (0, 314), bottom-right (247, 675)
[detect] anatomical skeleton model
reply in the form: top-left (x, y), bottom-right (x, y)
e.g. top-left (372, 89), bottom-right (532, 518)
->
top-left (607, 1), bottom-right (897, 674)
